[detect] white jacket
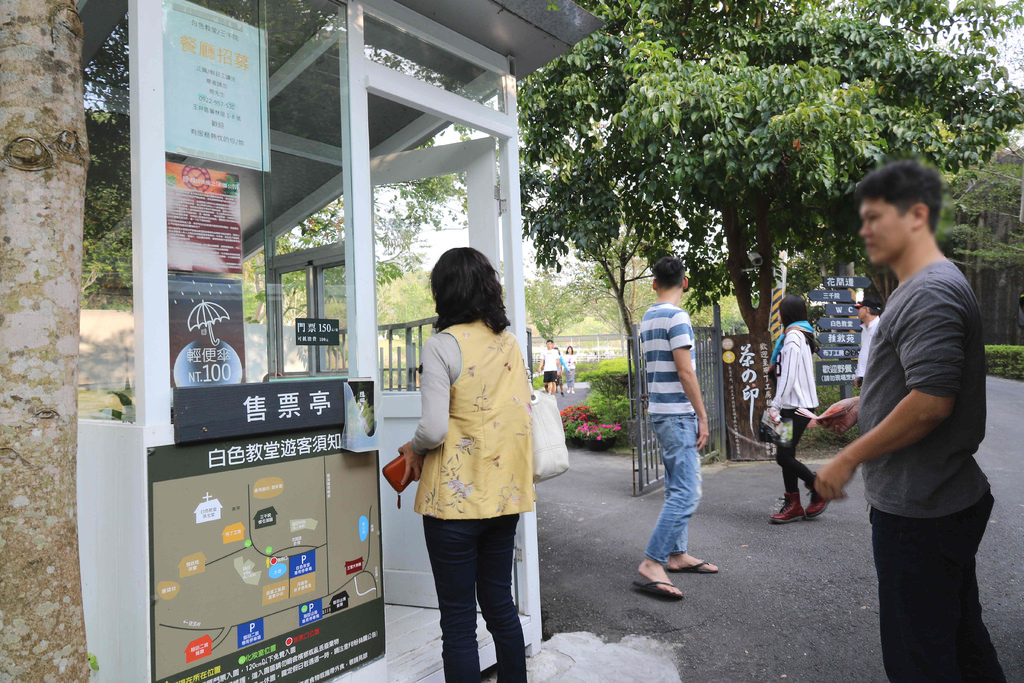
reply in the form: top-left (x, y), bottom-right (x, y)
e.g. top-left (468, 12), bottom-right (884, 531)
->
top-left (771, 327), bottom-right (818, 410)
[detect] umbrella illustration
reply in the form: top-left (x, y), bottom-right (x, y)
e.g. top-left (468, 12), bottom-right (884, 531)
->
top-left (188, 300), bottom-right (231, 345)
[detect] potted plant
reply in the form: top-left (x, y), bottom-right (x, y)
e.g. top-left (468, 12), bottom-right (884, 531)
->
top-left (578, 422), bottom-right (622, 451)
top-left (560, 405), bottom-right (597, 447)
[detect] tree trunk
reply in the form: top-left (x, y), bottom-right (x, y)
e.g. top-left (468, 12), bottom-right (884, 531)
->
top-left (0, 1), bottom-right (89, 680)
top-left (722, 201), bottom-right (773, 349)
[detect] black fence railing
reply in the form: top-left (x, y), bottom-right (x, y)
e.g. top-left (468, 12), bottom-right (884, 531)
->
top-left (628, 306), bottom-right (727, 495)
top-left (378, 316), bottom-right (437, 391)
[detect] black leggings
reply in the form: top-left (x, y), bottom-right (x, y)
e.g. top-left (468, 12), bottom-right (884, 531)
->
top-left (775, 408), bottom-right (815, 493)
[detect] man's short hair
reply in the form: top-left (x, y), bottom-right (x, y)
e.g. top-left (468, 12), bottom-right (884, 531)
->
top-left (855, 160), bottom-right (944, 232)
top-left (651, 256), bottom-right (686, 289)
top-left (546, 339), bottom-right (554, 344)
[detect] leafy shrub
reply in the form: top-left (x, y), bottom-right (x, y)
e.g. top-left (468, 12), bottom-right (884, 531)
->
top-left (578, 358), bottom-right (629, 388)
top-left (586, 389), bottom-right (631, 426)
top-left (986, 345), bottom-right (1024, 380)
top-left (578, 359), bottom-right (632, 426)
top-left (571, 360), bottom-right (599, 378)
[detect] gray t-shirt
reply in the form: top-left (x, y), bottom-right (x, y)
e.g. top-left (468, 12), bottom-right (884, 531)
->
top-left (859, 260), bottom-right (989, 518)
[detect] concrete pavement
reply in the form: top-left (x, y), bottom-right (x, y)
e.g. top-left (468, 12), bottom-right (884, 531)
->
top-left (513, 376), bottom-right (1024, 682)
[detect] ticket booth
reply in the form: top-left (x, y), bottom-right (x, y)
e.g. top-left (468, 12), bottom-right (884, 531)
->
top-left (74, 1), bottom-right (598, 681)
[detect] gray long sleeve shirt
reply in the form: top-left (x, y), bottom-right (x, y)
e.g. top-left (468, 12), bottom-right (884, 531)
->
top-left (410, 332), bottom-right (461, 455)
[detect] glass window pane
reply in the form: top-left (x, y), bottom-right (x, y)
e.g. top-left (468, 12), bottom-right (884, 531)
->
top-left (371, 108), bottom-right (511, 392)
top-left (262, 2), bottom-right (350, 379)
top-left (364, 14), bottom-right (505, 113)
top-left (162, 0), bottom-right (350, 386)
top-left (80, 14), bottom-right (135, 421)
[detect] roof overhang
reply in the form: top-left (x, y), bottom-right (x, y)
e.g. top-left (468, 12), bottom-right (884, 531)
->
top-left (393, 0), bottom-right (602, 77)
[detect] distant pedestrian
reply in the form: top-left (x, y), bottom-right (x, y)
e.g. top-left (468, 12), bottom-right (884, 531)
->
top-left (854, 298), bottom-right (883, 388)
top-left (539, 339), bottom-right (560, 395)
top-left (556, 348), bottom-right (569, 396)
top-left (816, 160), bottom-right (1004, 682)
top-left (563, 345), bottom-right (577, 394)
top-left (633, 256), bottom-right (717, 601)
top-left (767, 294), bottom-right (828, 523)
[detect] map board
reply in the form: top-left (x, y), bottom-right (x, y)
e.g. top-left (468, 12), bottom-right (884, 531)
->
top-left (149, 428), bottom-right (384, 682)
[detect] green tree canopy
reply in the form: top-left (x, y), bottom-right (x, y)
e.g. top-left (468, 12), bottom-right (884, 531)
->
top-left (521, 0), bottom-right (1024, 342)
top-left (950, 149), bottom-right (1024, 269)
top-left (525, 271), bottom-right (587, 339)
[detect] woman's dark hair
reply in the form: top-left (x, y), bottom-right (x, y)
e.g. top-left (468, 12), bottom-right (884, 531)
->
top-left (778, 294), bottom-right (818, 353)
top-left (566, 345), bottom-right (574, 354)
top-left (778, 294), bottom-right (808, 328)
top-left (431, 247), bottom-right (510, 334)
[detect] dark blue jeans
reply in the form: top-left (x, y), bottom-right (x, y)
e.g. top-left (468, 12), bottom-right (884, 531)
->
top-left (871, 491), bottom-right (1004, 682)
top-left (422, 514), bottom-right (526, 683)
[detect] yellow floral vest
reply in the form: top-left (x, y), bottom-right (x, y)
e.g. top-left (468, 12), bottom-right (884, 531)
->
top-left (415, 322), bottom-right (535, 519)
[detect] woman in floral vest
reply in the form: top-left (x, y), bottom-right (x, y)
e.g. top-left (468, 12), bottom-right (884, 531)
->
top-left (398, 247), bottom-right (534, 682)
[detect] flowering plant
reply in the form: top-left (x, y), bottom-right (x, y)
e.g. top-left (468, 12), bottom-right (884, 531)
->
top-left (560, 405), bottom-right (597, 439)
top-left (576, 422), bottom-right (622, 441)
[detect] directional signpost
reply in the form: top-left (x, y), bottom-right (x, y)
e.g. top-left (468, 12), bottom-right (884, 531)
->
top-left (812, 276), bottom-right (868, 390)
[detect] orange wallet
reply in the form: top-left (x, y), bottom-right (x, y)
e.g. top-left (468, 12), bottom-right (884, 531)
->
top-left (382, 454), bottom-right (410, 493)
top-left (382, 455), bottom-right (409, 509)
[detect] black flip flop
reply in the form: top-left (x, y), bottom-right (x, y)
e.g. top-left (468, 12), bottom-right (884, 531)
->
top-left (668, 561), bottom-right (718, 574)
top-left (632, 580), bottom-right (683, 600)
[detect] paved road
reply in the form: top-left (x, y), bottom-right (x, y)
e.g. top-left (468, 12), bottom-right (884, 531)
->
top-left (534, 376), bottom-right (1024, 682)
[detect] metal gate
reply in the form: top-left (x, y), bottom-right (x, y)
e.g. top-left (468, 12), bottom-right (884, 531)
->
top-left (629, 306), bottom-right (727, 495)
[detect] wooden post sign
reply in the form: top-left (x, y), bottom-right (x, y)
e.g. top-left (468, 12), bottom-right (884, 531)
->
top-left (721, 334), bottom-right (775, 461)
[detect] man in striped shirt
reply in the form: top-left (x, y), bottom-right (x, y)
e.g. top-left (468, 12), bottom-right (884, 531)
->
top-left (633, 256), bottom-right (717, 601)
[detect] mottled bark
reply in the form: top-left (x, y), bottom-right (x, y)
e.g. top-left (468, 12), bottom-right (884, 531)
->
top-left (0, 1), bottom-right (89, 680)
top-left (722, 201), bottom-right (773, 350)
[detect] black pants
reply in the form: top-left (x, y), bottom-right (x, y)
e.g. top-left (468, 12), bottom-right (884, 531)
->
top-left (774, 408), bottom-right (814, 493)
top-left (871, 491), bottom-right (1004, 682)
top-left (422, 514), bottom-right (527, 683)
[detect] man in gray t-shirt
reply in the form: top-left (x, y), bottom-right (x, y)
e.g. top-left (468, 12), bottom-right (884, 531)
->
top-left (816, 161), bottom-right (1004, 682)
top-left (858, 259), bottom-right (989, 517)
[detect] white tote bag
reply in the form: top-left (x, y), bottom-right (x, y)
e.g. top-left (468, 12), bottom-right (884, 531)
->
top-left (531, 391), bottom-right (569, 482)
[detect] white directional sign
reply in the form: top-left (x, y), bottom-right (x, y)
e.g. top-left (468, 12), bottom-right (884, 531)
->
top-left (818, 331), bottom-right (862, 346)
top-left (808, 289), bottom-right (854, 303)
top-left (819, 346), bottom-right (859, 359)
top-left (816, 360), bottom-right (857, 385)
top-left (823, 276), bottom-right (872, 288)
top-left (817, 317), bottom-right (863, 331)
top-left (825, 303), bottom-right (859, 316)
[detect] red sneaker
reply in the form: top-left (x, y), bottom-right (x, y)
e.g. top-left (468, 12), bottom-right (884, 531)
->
top-left (804, 486), bottom-right (829, 519)
top-left (770, 492), bottom-right (805, 524)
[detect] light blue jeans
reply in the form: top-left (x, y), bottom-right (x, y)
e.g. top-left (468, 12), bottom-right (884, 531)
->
top-left (645, 413), bottom-right (702, 563)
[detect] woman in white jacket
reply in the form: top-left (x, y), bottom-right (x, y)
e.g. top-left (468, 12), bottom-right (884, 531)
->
top-left (768, 295), bottom-right (828, 523)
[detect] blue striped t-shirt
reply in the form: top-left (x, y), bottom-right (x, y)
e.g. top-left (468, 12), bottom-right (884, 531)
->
top-left (640, 302), bottom-right (696, 415)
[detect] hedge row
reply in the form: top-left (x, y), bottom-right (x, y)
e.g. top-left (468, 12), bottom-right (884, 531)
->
top-left (986, 345), bottom-right (1024, 380)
